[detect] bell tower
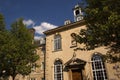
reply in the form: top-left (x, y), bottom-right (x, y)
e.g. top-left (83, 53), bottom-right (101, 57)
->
top-left (73, 4), bottom-right (83, 22)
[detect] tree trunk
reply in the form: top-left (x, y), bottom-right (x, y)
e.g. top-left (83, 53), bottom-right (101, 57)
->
top-left (12, 76), bottom-right (14, 80)
top-left (12, 75), bottom-right (16, 80)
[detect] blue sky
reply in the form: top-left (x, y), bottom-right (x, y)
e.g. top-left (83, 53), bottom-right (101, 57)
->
top-left (0, 0), bottom-right (82, 39)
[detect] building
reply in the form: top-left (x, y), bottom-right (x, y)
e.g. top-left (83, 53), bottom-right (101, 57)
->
top-left (43, 4), bottom-right (120, 80)
top-left (7, 4), bottom-right (120, 80)
top-left (28, 38), bottom-right (46, 80)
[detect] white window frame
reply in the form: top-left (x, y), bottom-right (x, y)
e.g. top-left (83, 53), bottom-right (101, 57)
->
top-left (54, 35), bottom-right (61, 51)
top-left (54, 60), bottom-right (63, 80)
top-left (91, 54), bottom-right (107, 80)
top-left (30, 78), bottom-right (36, 80)
top-left (41, 62), bottom-right (44, 70)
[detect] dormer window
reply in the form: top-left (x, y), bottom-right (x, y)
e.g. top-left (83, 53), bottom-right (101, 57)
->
top-left (64, 20), bottom-right (71, 25)
top-left (54, 34), bottom-right (62, 51)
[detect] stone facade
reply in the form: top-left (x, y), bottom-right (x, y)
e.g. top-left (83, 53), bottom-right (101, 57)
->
top-left (6, 4), bottom-right (120, 80)
top-left (44, 20), bottom-right (120, 80)
top-left (28, 44), bottom-right (45, 80)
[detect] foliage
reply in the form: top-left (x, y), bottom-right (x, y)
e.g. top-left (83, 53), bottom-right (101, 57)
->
top-left (0, 13), bottom-right (9, 79)
top-left (0, 14), bottom-right (5, 31)
top-left (0, 17), bottom-right (39, 80)
top-left (72, 0), bottom-right (120, 62)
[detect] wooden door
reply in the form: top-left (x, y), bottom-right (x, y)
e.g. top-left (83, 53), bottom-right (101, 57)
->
top-left (72, 69), bottom-right (82, 80)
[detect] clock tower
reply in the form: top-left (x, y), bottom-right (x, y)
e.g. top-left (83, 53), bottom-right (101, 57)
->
top-left (73, 4), bottom-right (83, 22)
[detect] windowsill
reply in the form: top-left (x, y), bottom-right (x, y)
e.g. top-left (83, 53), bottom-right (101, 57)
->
top-left (52, 49), bottom-right (62, 52)
top-left (70, 45), bottom-right (77, 48)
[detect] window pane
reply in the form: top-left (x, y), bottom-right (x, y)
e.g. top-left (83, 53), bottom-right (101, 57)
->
top-left (41, 62), bottom-right (44, 70)
top-left (56, 66), bottom-right (61, 72)
top-left (54, 60), bottom-right (63, 80)
top-left (31, 78), bottom-right (36, 80)
top-left (94, 61), bottom-right (102, 69)
top-left (54, 35), bottom-right (61, 51)
top-left (92, 54), bottom-right (107, 80)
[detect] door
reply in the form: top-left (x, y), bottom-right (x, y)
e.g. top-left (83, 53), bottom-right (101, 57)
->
top-left (72, 69), bottom-right (83, 80)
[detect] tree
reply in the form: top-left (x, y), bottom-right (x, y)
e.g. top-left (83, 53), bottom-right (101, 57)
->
top-left (0, 18), bottom-right (39, 80)
top-left (72, 0), bottom-right (120, 62)
top-left (0, 13), bottom-right (10, 80)
top-left (0, 13), bottom-right (5, 31)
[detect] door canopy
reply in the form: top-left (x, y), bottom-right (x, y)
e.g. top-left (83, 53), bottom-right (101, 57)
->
top-left (64, 58), bottom-right (86, 71)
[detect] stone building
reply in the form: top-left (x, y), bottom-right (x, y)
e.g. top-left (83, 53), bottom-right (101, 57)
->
top-left (8, 4), bottom-right (120, 80)
top-left (28, 39), bottom-right (45, 80)
top-left (43, 4), bottom-right (120, 80)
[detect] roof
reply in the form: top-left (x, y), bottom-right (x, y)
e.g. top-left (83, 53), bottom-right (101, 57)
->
top-left (43, 20), bottom-right (85, 36)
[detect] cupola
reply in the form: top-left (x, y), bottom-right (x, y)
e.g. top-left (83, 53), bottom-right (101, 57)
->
top-left (73, 4), bottom-right (83, 22)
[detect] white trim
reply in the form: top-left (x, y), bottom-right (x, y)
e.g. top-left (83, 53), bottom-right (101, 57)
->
top-left (54, 62), bottom-right (63, 80)
top-left (92, 55), bottom-right (107, 80)
top-left (41, 62), bottom-right (44, 70)
top-left (30, 78), bottom-right (37, 80)
top-left (54, 35), bottom-right (61, 51)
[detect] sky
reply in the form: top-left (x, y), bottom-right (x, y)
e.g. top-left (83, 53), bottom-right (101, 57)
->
top-left (0, 0), bottom-right (82, 40)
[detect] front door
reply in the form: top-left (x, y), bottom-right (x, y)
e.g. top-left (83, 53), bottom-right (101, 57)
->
top-left (72, 69), bottom-right (83, 80)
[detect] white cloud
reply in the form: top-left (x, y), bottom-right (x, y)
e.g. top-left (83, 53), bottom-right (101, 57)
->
top-left (23, 19), bottom-right (58, 40)
top-left (34, 36), bottom-right (42, 40)
top-left (23, 19), bottom-right (35, 26)
top-left (33, 22), bottom-right (58, 40)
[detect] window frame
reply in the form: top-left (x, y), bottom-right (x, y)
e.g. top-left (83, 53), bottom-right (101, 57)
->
top-left (91, 54), bottom-right (107, 80)
top-left (41, 62), bottom-right (45, 70)
top-left (30, 78), bottom-right (36, 80)
top-left (54, 60), bottom-right (63, 80)
top-left (54, 34), bottom-right (62, 51)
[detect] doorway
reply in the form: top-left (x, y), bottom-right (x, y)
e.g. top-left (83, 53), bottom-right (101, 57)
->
top-left (72, 69), bottom-right (83, 80)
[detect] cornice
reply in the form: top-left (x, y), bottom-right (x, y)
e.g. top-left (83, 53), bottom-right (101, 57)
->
top-left (43, 20), bottom-right (86, 36)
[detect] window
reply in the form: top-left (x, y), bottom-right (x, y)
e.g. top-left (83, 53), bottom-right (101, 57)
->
top-left (41, 78), bottom-right (45, 80)
top-left (91, 54), bottom-right (107, 80)
top-left (30, 78), bottom-right (36, 80)
top-left (41, 62), bottom-right (45, 70)
top-left (31, 64), bottom-right (36, 71)
top-left (54, 60), bottom-right (63, 80)
top-left (54, 34), bottom-right (61, 51)
top-left (41, 46), bottom-right (45, 54)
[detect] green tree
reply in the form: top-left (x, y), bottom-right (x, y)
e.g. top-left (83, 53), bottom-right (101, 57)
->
top-left (0, 13), bottom-right (5, 31)
top-left (0, 13), bottom-right (9, 80)
top-left (72, 0), bottom-right (120, 62)
top-left (0, 18), bottom-right (39, 80)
